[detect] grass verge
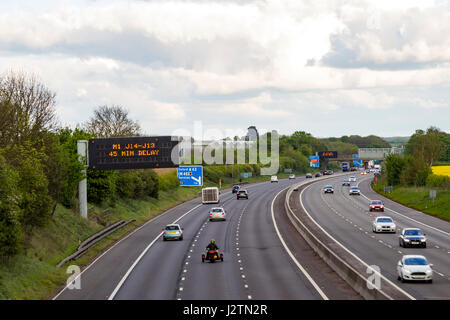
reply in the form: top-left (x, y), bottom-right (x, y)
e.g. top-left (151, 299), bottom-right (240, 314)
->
top-left (372, 182), bottom-right (450, 222)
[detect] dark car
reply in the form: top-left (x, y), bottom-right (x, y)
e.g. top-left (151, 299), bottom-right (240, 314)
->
top-left (350, 167), bottom-right (357, 171)
top-left (315, 172), bottom-right (322, 177)
top-left (232, 185), bottom-right (240, 193)
top-left (237, 190), bottom-right (248, 200)
top-left (306, 173), bottom-right (313, 178)
top-left (399, 228), bottom-right (427, 248)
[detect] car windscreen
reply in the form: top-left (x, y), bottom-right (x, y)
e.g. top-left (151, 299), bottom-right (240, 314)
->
top-left (165, 226), bottom-right (179, 231)
top-left (351, 187), bottom-right (359, 190)
top-left (404, 230), bottom-right (423, 236)
top-left (404, 257), bottom-right (427, 265)
top-left (377, 218), bottom-right (392, 223)
top-left (211, 209), bottom-right (223, 212)
top-left (325, 186), bottom-right (332, 188)
top-left (371, 201), bottom-right (382, 205)
top-left (238, 190), bottom-right (246, 194)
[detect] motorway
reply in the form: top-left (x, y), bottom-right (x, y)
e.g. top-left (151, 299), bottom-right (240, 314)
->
top-left (300, 173), bottom-right (450, 300)
top-left (54, 170), bottom-right (449, 300)
top-left (54, 176), bottom-right (360, 300)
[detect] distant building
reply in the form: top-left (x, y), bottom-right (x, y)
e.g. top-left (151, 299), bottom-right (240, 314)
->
top-left (246, 126), bottom-right (259, 141)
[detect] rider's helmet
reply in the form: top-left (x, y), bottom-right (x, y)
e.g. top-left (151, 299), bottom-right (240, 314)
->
top-left (210, 239), bottom-right (215, 244)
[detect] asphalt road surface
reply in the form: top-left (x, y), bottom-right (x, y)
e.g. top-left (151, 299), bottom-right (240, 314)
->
top-left (54, 175), bottom-right (360, 300)
top-left (300, 172), bottom-right (450, 300)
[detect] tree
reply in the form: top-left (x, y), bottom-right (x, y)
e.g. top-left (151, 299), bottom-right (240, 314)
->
top-left (384, 154), bottom-right (407, 186)
top-left (85, 105), bottom-right (141, 138)
top-left (0, 71), bottom-right (58, 148)
top-left (405, 127), bottom-right (442, 166)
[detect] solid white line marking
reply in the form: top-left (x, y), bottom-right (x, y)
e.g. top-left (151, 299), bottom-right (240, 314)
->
top-left (108, 204), bottom-right (202, 300)
top-left (271, 188), bottom-right (329, 300)
top-left (300, 183), bottom-right (415, 300)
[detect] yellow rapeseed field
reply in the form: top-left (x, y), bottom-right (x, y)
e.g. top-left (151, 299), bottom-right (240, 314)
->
top-left (432, 166), bottom-right (450, 177)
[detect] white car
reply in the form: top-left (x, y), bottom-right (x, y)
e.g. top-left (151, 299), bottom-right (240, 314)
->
top-left (289, 174), bottom-right (295, 179)
top-left (209, 207), bottom-right (226, 221)
top-left (399, 228), bottom-right (427, 248)
top-left (397, 255), bottom-right (433, 283)
top-left (349, 186), bottom-right (361, 195)
top-left (349, 176), bottom-right (356, 182)
top-left (271, 176), bottom-right (278, 183)
top-left (372, 216), bottom-right (396, 233)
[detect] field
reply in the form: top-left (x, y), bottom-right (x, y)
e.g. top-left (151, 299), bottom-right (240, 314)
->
top-left (432, 166), bottom-right (450, 177)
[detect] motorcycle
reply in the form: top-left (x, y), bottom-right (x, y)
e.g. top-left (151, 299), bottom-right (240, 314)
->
top-left (202, 249), bottom-right (223, 263)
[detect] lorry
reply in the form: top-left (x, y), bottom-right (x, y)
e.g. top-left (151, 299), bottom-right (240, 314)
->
top-left (341, 162), bottom-right (350, 172)
top-left (202, 187), bottom-right (220, 204)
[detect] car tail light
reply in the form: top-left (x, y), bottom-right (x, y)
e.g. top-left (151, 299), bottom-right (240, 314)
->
top-left (164, 232), bottom-right (167, 235)
top-left (222, 212), bottom-right (224, 215)
top-left (209, 213), bottom-right (212, 215)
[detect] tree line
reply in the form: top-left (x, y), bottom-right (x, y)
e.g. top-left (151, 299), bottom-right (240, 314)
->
top-left (383, 127), bottom-right (450, 188)
top-left (0, 72), bottom-right (161, 260)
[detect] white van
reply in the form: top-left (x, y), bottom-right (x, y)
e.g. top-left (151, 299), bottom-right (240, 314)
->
top-left (271, 176), bottom-right (278, 183)
top-left (202, 187), bottom-right (220, 204)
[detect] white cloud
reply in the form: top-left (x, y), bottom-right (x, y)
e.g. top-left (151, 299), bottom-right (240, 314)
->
top-left (0, 0), bottom-right (449, 137)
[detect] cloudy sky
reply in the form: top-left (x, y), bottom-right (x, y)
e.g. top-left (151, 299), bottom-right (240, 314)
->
top-left (1, 0), bottom-right (449, 139)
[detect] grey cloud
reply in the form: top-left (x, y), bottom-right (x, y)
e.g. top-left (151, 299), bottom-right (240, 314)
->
top-left (0, 27), bottom-right (269, 73)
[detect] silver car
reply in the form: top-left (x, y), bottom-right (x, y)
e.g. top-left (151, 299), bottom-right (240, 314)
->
top-left (397, 255), bottom-right (433, 283)
top-left (372, 216), bottom-right (396, 233)
top-left (349, 186), bottom-right (361, 195)
top-left (209, 207), bottom-right (226, 221)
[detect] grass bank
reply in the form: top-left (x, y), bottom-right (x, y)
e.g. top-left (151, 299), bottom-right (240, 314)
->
top-left (372, 182), bottom-right (450, 222)
top-left (0, 169), bottom-right (302, 300)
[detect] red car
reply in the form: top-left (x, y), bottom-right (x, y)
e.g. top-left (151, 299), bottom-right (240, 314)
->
top-left (369, 200), bottom-right (384, 212)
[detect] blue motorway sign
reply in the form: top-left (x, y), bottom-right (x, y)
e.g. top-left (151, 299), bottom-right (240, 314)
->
top-left (309, 156), bottom-right (320, 168)
top-left (353, 154), bottom-right (359, 159)
top-left (177, 166), bottom-right (203, 186)
top-left (353, 160), bottom-right (363, 167)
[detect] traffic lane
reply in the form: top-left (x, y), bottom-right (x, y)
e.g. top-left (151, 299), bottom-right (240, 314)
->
top-left (273, 188), bottom-right (363, 299)
top-left (113, 199), bottom-right (234, 299)
top-left (238, 178), bottom-right (325, 299)
top-left (179, 196), bottom-right (249, 300)
top-left (179, 178), bottom-right (301, 300)
top-left (333, 179), bottom-right (450, 284)
top-left (54, 196), bottom-right (204, 300)
top-left (302, 179), bottom-right (450, 299)
top-left (358, 175), bottom-right (450, 235)
top-left (113, 183), bottom-right (270, 300)
top-left (343, 176), bottom-right (450, 252)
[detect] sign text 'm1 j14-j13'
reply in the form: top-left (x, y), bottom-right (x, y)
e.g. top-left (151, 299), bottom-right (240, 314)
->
top-left (88, 136), bottom-right (180, 170)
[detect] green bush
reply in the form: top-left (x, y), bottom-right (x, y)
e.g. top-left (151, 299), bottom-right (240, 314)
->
top-left (426, 174), bottom-right (450, 188)
top-left (158, 171), bottom-right (179, 191)
top-left (87, 169), bottom-right (117, 205)
top-left (4, 143), bottom-right (52, 229)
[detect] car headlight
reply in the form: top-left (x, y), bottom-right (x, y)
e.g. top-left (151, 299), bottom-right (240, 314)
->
top-left (426, 269), bottom-right (432, 274)
top-left (403, 268), bottom-right (412, 274)
top-left (404, 238), bottom-right (410, 242)
top-left (420, 239), bottom-right (426, 242)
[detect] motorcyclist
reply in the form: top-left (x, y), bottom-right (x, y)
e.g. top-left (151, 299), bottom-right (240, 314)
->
top-left (206, 239), bottom-right (219, 253)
